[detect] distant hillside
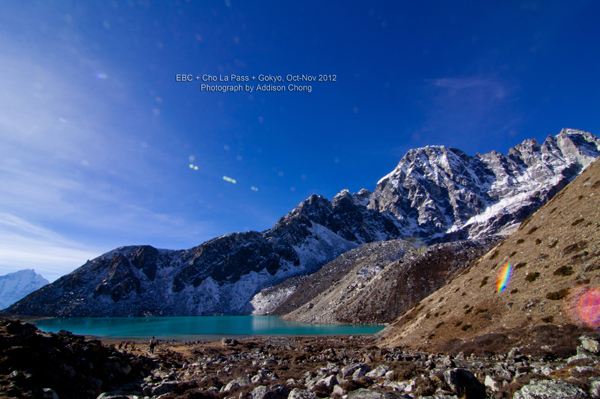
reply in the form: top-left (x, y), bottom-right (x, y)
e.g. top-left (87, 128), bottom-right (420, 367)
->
top-left (378, 158), bottom-right (600, 352)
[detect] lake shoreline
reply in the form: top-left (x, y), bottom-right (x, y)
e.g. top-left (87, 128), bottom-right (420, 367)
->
top-left (26, 315), bottom-right (386, 340)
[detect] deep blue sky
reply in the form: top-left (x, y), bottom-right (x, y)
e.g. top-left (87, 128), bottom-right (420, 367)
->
top-left (1, 1), bottom-right (599, 281)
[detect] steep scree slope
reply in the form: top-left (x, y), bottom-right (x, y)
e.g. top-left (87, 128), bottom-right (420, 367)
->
top-left (277, 238), bottom-right (497, 325)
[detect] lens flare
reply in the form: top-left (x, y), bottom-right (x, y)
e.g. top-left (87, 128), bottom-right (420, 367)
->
top-left (565, 286), bottom-right (600, 328)
top-left (496, 263), bottom-right (513, 293)
top-left (223, 176), bottom-right (236, 184)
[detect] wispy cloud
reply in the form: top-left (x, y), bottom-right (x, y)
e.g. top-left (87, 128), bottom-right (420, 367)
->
top-left (0, 29), bottom-right (223, 281)
top-left (0, 213), bottom-right (102, 282)
top-left (417, 76), bottom-right (521, 152)
top-left (429, 77), bottom-right (508, 99)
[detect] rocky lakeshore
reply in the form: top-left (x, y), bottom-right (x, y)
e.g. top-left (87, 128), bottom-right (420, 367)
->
top-left (2, 319), bottom-right (600, 399)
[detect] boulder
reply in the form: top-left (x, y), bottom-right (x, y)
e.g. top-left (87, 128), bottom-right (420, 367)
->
top-left (442, 355), bottom-right (456, 368)
top-left (221, 338), bottom-right (239, 346)
top-left (568, 353), bottom-right (596, 364)
top-left (97, 394), bottom-right (135, 399)
top-left (288, 388), bottom-right (318, 399)
top-left (580, 337), bottom-right (600, 354)
top-left (347, 388), bottom-right (409, 399)
top-left (589, 377), bottom-right (600, 398)
top-left (151, 381), bottom-right (179, 396)
top-left (443, 368), bottom-right (486, 399)
top-left (366, 365), bottom-right (391, 378)
top-left (342, 363), bottom-right (371, 378)
top-left (251, 384), bottom-right (290, 399)
top-left (353, 367), bottom-right (368, 379)
top-left (252, 374), bottom-right (269, 384)
top-left (221, 381), bottom-right (240, 393)
top-left (251, 386), bottom-right (271, 399)
top-left (42, 388), bottom-right (59, 399)
top-left (513, 379), bottom-right (588, 399)
top-left (484, 375), bottom-right (499, 392)
top-left (318, 374), bottom-right (338, 389)
top-left (332, 385), bottom-right (346, 396)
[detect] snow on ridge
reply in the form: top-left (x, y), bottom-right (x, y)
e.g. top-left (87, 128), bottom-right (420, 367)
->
top-left (377, 169), bottom-right (396, 185)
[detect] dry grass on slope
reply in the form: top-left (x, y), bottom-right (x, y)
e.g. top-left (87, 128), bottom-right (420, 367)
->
top-left (378, 159), bottom-right (600, 355)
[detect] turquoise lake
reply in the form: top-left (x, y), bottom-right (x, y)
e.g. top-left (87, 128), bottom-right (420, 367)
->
top-left (32, 316), bottom-right (385, 340)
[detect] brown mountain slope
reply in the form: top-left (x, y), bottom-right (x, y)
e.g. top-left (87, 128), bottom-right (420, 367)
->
top-left (279, 239), bottom-right (496, 325)
top-left (378, 159), bottom-right (600, 352)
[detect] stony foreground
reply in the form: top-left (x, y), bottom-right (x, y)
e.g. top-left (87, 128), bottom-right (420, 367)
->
top-left (1, 319), bottom-right (600, 399)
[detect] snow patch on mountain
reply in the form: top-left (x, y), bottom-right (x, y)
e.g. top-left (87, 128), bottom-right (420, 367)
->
top-left (250, 286), bottom-right (297, 315)
top-left (292, 223), bottom-right (359, 271)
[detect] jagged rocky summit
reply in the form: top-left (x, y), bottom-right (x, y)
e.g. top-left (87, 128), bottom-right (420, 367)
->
top-left (0, 269), bottom-right (48, 310)
top-left (369, 128), bottom-right (600, 241)
top-left (4, 129), bottom-right (600, 317)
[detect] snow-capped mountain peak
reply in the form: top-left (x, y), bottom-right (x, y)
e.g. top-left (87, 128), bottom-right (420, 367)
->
top-left (0, 269), bottom-right (49, 310)
top-left (368, 129), bottom-right (600, 241)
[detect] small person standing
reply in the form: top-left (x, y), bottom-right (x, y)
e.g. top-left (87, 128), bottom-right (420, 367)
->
top-left (149, 336), bottom-right (156, 354)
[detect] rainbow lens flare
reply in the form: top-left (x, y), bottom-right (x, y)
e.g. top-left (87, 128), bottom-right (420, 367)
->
top-left (496, 263), bottom-right (513, 293)
top-left (565, 286), bottom-right (600, 328)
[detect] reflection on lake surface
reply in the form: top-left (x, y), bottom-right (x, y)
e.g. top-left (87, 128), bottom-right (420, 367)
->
top-left (32, 316), bottom-right (384, 339)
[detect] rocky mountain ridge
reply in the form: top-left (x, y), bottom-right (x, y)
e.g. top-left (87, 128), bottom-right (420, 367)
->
top-left (3, 193), bottom-right (400, 317)
top-left (369, 128), bottom-right (600, 242)
top-left (3, 129), bottom-right (599, 317)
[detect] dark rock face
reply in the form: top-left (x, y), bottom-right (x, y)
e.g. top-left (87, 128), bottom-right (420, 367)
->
top-left (3, 129), bottom-right (599, 317)
top-left (130, 246), bottom-right (160, 281)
